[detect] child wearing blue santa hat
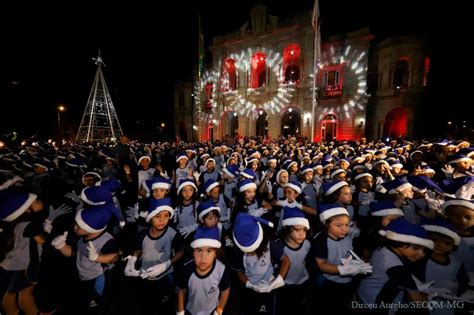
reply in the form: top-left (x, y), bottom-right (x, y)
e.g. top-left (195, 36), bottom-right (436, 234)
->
top-left (174, 178), bottom-right (199, 244)
top-left (357, 219), bottom-right (434, 314)
top-left (201, 179), bottom-right (232, 230)
top-left (0, 191), bottom-right (45, 315)
top-left (419, 217), bottom-right (473, 312)
top-left (232, 179), bottom-right (272, 223)
top-left (313, 203), bottom-right (372, 315)
top-left (176, 226), bottom-right (230, 315)
top-left (51, 203), bottom-right (120, 313)
top-left (123, 198), bottom-right (184, 315)
top-left (279, 206), bottom-right (312, 314)
top-left (230, 213), bottom-right (290, 315)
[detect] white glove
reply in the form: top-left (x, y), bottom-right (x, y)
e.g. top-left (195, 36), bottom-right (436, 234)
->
top-left (176, 311), bottom-right (185, 315)
top-left (219, 214), bottom-right (230, 222)
top-left (43, 204), bottom-right (73, 233)
top-left (459, 289), bottom-right (474, 304)
top-left (349, 184), bottom-right (356, 194)
top-left (275, 199), bottom-right (287, 207)
top-left (119, 220), bottom-right (126, 229)
top-left (213, 310), bottom-right (222, 315)
top-left (64, 190), bottom-right (81, 203)
top-left (268, 274), bottom-right (285, 291)
top-left (248, 207), bottom-right (268, 217)
top-left (225, 238), bottom-right (234, 247)
top-left (425, 191), bottom-right (444, 213)
top-left (51, 231), bottom-right (68, 249)
top-left (348, 225), bottom-right (361, 239)
top-left (125, 203), bottom-right (139, 223)
top-left (124, 255), bottom-right (141, 277)
top-left (178, 223), bottom-right (198, 238)
top-left (139, 211), bottom-right (148, 219)
top-left (360, 192), bottom-right (375, 205)
top-left (245, 281), bottom-right (267, 293)
top-left (87, 241), bottom-right (99, 262)
top-left (441, 164), bottom-right (454, 178)
top-left (337, 256), bottom-right (373, 276)
top-left (140, 260), bottom-right (171, 279)
top-left (467, 272), bottom-right (474, 286)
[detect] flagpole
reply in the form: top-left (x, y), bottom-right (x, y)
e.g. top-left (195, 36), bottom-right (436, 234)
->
top-left (311, 0), bottom-right (320, 143)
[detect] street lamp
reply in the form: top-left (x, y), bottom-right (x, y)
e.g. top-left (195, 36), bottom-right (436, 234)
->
top-left (57, 105), bottom-right (66, 130)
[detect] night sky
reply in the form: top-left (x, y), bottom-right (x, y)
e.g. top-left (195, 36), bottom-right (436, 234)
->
top-left (1, 0), bottom-right (462, 141)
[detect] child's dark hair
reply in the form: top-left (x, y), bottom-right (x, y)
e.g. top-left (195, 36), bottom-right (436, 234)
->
top-left (176, 187), bottom-right (197, 215)
top-left (203, 209), bottom-right (220, 221)
top-left (253, 234), bottom-right (269, 259)
top-left (426, 231), bottom-right (458, 251)
top-left (323, 214), bottom-right (349, 229)
top-left (322, 186), bottom-right (347, 203)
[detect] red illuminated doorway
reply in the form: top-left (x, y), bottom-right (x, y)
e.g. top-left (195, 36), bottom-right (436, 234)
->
top-left (321, 114), bottom-right (337, 141)
top-left (384, 107), bottom-right (407, 138)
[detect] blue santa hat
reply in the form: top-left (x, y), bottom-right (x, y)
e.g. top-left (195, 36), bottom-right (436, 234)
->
top-left (197, 199), bottom-right (220, 222)
top-left (233, 213), bottom-right (274, 253)
top-left (281, 206), bottom-right (309, 229)
top-left (300, 165), bottom-right (314, 175)
top-left (0, 191), bottom-right (38, 222)
top-left (286, 160), bottom-right (298, 170)
top-left (144, 177), bottom-right (172, 194)
top-left (369, 201), bottom-right (404, 217)
top-left (245, 157), bottom-right (259, 166)
top-left (322, 180), bottom-right (348, 196)
top-left (82, 171), bottom-right (103, 184)
top-left (318, 203), bottom-right (349, 223)
top-left (138, 155), bottom-right (152, 165)
top-left (238, 178), bottom-right (257, 192)
top-left (441, 198), bottom-right (474, 211)
top-left (406, 175), bottom-right (443, 194)
top-left (275, 169), bottom-right (289, 184)
top-left (99, 179), bottom-right (121, 194)
top-left (373, 159), bottom-right (390, 168)
top-left (440, 177), bottom-right (473, 199)
top-left (65, 157), bottom-right (85, 168)
top-left (147, 198), bottom-right (174, 222)
top-left (80, 185), bottom-right (113, 206)
top-left (388, 159), bottom-right (403, 169)
top-left (379, 219), bottom-right (434, 249)
top-left (354, 172), bottom-right (373, 181)
top-left (222, 164), bottom-right (239, 179)
top-left (266, 156), bottom-right (278, 164)
top-left (381, 178), bottom-right (412, 194)
top-left (202, 178), bottom-right (220, 195)
top-left (75, 205), bottom-right (113, 233)
top-left (446, 154), bottom-right (471, 165)
top-left (177, 178), bottom-right (197, 196)
top-left (330, 168), bottom-right (346, 179)
top-left (176, 153), bottom-right (188, 163)
top-left (420, 217), bottom-right (460, 245)
top-left (33, 159), bottom-right (53, 172)
top-left (240, 168), bottom-right (257, 179)
top-left (204, 158), bottom-right (216, 168)
top-left (191, 225), bottom-right (222, 249)
top-left (283, 181), bottom-right (303, 194)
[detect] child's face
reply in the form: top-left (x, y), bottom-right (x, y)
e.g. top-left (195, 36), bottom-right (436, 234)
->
top-left (288, 225), bottom-right (307, 244)
top-left (228, 158), bottom-right (237, 166)
top-left (152, 188), bottom-right (168, 199)
top-left (29, 199), bottom-right (44, 212)
top-left (314, 168), bottom-right (323, 176)
top-left (359, 177), bottom-right (373, 190)
top-left (251, 161), bottom-right (259, 170)
top-left (208, 186), bottom-right (220, 200)
top-left (428, 232), bottom-right (455, 256)
top-left (244, 188), bottom-right (256, 201)
top-left (140, 158), bottom-right (151, 169)
top-left (399, 244), bottom-right (426, 262)
top-left (203, 210), bottom-right (219, 227)
top-left (82, 175), bottom-right (96, 187)
top-left (279, 172), bottom-right (289, 184)
top-left (391, 167), bottom-right (402, 175)
top-left (381, 214), bottom-right (403, 227)
top-left (150, 211), bottom-right (171, 230)
top-left (303, 171), bottom-right (314, 183)
top-left (181, 185), bottom-right (195, 201)
top-left (290, 164), bottom-right (298, 173)
top-left (178, 159), bottom-right (187, 168)
top-left (335, 172), bottom-right (347, 181)
top-left (268, 161), bottom-right (276, 169)
top-left (193, 246), bottom-right (217, 273)
top-left (398, 187), bottom-right (414, 200)
top-left (206, 161), bottom-right (215, 171)
top-left (456, 161), bottom-right (471, 171)
top-left (284, 187), bottom-right (299, 202)
top-left (338, 186), bottom-right (352, 205)
top-left (74, 224), bottom-right (88, 236)
top-left (446, 206), bottom-right (474, 231)
top-left (327, 215), bottom-right (349, 239)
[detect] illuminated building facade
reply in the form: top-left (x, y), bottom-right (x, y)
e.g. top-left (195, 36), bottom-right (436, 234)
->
top-left (174, 5), bottom-right (429, 142)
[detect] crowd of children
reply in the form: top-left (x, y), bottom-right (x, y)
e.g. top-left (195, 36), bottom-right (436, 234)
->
top-left (0, 136), bottom-right (473, 315)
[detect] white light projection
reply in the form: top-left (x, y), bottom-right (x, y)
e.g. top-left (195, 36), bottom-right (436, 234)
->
top-left (315, 45), bottom-right (368, 120)
top-left (193, 47), bottom-right (297, 121)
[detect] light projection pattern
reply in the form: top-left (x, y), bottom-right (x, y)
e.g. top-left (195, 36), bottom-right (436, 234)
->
top-left (315, 45), bottom-right (368, 120)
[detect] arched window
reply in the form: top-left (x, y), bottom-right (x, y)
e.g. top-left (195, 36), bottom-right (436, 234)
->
top-left (393, 59), bottom-right (409, 89)
top-left (384, 107), bottom-right (407, 138)
top-left (222, 58), bottom-right (237, 91)
top-left (281, 109), bottom-right (301, 137)
top-left (250, 52), bottom-right (266, 88)
top-left (283, 44), bottom-right (301, 84)
top-left (205, 82), bottom-right (213, 112)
